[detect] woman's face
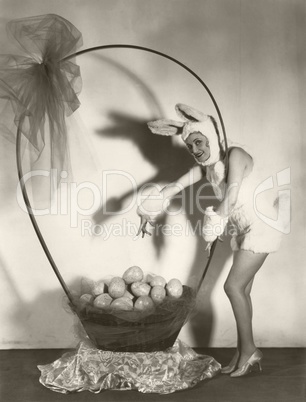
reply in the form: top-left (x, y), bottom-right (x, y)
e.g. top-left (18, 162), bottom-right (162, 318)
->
top-left (185, 132), bottom-right (210, 164)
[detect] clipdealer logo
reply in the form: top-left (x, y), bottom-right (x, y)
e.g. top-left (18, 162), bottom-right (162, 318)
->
top-left (16, 167), bottom-right (291, 236)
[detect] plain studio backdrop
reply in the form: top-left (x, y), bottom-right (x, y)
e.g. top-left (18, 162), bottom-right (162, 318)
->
top-left (0, 0), bottom-right (305, 349)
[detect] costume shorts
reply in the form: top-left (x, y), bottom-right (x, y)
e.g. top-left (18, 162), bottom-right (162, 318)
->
top-left (228, 207), bottom-right (283, 254)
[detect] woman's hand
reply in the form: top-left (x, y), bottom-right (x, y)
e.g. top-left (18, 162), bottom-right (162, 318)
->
top-left (136, 214), bottom-right (155, 238)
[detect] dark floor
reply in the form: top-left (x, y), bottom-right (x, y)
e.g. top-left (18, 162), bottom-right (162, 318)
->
top-left (1, 348), bottom-right (305, 402)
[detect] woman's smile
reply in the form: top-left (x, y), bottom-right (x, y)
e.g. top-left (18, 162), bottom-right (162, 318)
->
top-left (195, 151), bottom-right (204, 158)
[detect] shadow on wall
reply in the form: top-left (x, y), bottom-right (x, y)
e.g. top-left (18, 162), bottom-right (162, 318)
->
top-left (188, 235), bottom-right (232, 347)
top-left (93, 111), bottom-right (194, 224)
top-left (90, 51), bottom-right (196, 228)
top-left (0, 134), bottom-right (19, 207)
top-left (90, 52), bottom-right (164, 119)
top-left (0, 264), bottom-right (84, 349)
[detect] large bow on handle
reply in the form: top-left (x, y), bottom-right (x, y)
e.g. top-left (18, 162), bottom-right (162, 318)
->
top-left (0, 14), bottom-right (83, 173)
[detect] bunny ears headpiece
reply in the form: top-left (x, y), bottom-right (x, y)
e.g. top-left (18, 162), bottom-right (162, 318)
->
top-left (147, 103), bottom-right (223, 166)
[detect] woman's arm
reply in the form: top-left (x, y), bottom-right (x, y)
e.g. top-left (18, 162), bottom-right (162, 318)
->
top-left (136, 164), bottom-right (204, 237)
top-left (160, 164), bottom-right (204, 199)
top-left (217, 147), bottom-right (253, 217)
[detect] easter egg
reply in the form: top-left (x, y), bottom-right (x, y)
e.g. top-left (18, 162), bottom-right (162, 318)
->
top-left (111, 297), bottom-right (134, 311)
top-left (151, 285), bottom-right (166, 304)
top-left (134, 296), bottom-right (155, 311)
top-left (92, 280), bottom-right (106, 296)
top-left (108, 277), bottom-right (126, 299)
top-left (166, 278), bottom-right (183, 298)
top-left (131, 281), bottom-right (151, 297)
top-left (93, 293), bottom-right (113, 309)
top-left (149, 275), bottom-right (166, 288)
top-left (123, 290), bottom-right (134, 300)
top-left (122, 266), bottom-right (144, 284)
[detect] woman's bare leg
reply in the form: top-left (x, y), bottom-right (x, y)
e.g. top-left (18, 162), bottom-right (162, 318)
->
top-left (223, 277), bottom-right (254, 368)
top-left (224, 250), bottom-right (267, 367)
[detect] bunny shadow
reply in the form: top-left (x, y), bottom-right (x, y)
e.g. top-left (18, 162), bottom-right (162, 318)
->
top-left (93, 111), bottom-right (194, 228)
top-left (88, 52), bottom-right (194, 227)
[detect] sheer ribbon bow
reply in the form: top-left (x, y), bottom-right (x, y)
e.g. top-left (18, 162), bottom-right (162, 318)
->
top-left (0, 14), bottom-right (83, 173)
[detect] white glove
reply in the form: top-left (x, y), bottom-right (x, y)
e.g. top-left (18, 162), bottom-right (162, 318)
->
top-left (137, 186), bottom-right (171, 222)
top-left (136, 187), bottom-right (171, 238)
top-left (202, 206), bottom-right (228, 243)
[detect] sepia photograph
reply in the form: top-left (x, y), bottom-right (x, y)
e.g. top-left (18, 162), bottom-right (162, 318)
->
top-left (0, 1), bottom-right (305, 401)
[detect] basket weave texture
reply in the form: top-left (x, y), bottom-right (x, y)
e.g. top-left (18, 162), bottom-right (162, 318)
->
top-left (72, 286), bottom-right (196, 352)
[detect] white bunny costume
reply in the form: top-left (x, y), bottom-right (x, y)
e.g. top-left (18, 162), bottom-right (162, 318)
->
top-left (138, 104), bottom-right (283, 254)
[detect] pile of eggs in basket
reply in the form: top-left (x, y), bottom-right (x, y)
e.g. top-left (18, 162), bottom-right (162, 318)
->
top-left (79, 266), bottom-right (183, 312)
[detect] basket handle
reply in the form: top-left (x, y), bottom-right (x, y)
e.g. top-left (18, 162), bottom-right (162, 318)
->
top-left (16, 114), bottom-right (74, 305)
top-left (17, 45), bottom-right (228, 298)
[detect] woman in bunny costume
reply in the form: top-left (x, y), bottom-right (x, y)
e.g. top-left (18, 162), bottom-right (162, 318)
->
top-left (137, 104), bottom-right (283, 378)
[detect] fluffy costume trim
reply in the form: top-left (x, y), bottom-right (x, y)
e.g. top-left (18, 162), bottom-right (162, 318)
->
top-left (147, 104), bottom-right (223, 167)
top-left (202, 206), bottom-right (228, 243)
